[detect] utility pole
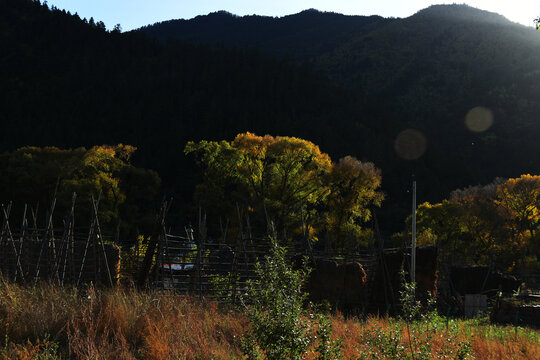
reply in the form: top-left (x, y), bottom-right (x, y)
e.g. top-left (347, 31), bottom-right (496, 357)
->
top-left (411, 181), bottom-right (416, 283)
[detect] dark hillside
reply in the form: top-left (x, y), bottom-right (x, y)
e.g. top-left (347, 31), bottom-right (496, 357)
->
top-left (140, 4), bottom-right (540, 226)
top-left (0, 0), bottom-right (361, 220)
top-left (4, 1), bottom-right (540, 234)
top-left (348, 5), bottom-right (540, 200)
top-left (139, 9), bottom-right (389, 63)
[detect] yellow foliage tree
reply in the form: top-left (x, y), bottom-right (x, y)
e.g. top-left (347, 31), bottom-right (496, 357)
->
top-left (496, 174), bottom-right (540, 238)
top-left (326, 156), bottom-right (383, 247)
top-left (0, 145), bottom-right (160, 239)
top-left (409, 176), bottom-right (540, 271)
top-left (496, 174), bottom-right (540, 271)
top-left (185, 132), bottom-right (383, 247)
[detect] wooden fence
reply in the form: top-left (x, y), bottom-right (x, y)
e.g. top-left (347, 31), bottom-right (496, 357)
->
top-left (0, 194), bottom-right (117, 287)
top-left (147, 231), bottom-right (379, 305)
top-left (137, 200), bottom-right (380, 305)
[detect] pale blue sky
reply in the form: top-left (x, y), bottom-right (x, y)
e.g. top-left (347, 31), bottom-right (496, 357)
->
top-left (45, 1), bottom-right (540, 31)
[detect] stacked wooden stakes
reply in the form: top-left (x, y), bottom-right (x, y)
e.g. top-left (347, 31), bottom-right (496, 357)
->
top-left (144, 202), bottom-right (276, 304)
top-left (144, 201), bottom-right (381, 309)
top-left (0, 192), bottom-right (424, 313)
top-left (0, 193), bottom-right (114, 287)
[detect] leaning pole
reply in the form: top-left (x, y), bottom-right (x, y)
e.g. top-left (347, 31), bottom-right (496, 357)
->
top-left (411, 181), bottom-right (416, 283)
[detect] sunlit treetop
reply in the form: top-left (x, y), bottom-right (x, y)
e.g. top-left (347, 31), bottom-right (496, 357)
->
top-left (186, 132), bottom-right (383, 246)
top-left (408, 175), bottom-right (540, 270)
top-left (0, 144), bottom-right (160, 239)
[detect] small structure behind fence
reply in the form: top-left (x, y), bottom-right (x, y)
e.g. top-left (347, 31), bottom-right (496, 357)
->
top-left (5, 195), bottom-right (515, 316)
top-left (147, 230), bottom-right (379, 306)
top-left (137, 201), bottom-right (380, 308)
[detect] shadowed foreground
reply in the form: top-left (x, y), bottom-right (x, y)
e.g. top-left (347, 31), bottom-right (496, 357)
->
top-left (0, 282), bottom-right (537, 359)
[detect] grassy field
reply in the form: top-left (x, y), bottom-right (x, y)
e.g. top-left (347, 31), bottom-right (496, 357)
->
top-left (0, 282), bottom-right (538, 359)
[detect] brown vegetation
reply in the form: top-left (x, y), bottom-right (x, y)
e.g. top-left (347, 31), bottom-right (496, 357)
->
top-left (0, 282), bottom-right (537, 359)
top-left (0, 281), bottom-right (246, 359)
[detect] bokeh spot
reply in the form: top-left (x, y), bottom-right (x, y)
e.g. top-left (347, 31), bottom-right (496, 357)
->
top-left (394, 129), bottom-right (427, 160)
top-left (465, 106), bottom-right (493, 132)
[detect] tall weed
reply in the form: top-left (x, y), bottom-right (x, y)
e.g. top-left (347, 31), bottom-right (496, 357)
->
top-left (241, 239), bottom-right (342, 360)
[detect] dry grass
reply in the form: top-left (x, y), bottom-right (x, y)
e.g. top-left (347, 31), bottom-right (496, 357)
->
top-left (0, 281), bottom-right (538, 359)
top-left (0, 281), bottom-right (247, 359)
top-left (325, 315), bottom-right (539, 360)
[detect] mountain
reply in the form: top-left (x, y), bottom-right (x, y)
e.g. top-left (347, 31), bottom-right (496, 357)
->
top-left (0, 0), bottom-right (360, 216)
top-left (139, 5), bottom-right (534, 86)
top-left (139, 9), bottom-right (389, 63)
top-left (140, 4), bottom-right (540, 225)
top-left (3, 1), bottom-right (540, 234)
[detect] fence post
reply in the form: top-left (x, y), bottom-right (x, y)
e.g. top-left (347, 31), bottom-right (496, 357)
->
top-left (161, 202), bottom-right (175, 289)
top-left (76, 196), bottom-right (99, 287)
top-left (2, 204), bottom-right (25, 283)
top-left (15, 205), bottom-right (28, 284)
top-left (197, 239), bottom-right (203, 300)
top-left (33, 198), bottom-right (56, 286)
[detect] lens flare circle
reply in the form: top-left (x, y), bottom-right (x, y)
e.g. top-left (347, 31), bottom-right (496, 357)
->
top-left (394, 129), bottom-right (427, 160)
top-left (465, 106), bottom-right (493, 132)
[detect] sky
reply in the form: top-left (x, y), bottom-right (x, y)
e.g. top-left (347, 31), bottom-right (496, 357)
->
top-left (45, 1), bottom-right (540, 31)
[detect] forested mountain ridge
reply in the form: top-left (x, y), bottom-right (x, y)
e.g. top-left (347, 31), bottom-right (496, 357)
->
top-left (138, 5), bottom-right (537, 88)
top-left (0, 0), bottom-right (361, 220)
top-left (3, 0), bottom-right (540, 235)
top-left (139, 4), bottom-right (540, 117)
top-left (139, 4), bottom-right (540, 221)
top-left (139, 9), bottom-right (390, 64)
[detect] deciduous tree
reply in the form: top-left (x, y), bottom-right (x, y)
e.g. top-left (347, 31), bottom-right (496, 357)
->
top-left (408, 176), bottom-right (540, 271)
top-left (186, 133), bottom-right (383, 248)
top-left (0, 145), bottom-right (160, 240)
top-left (326, 156), bottom-right (383, 247)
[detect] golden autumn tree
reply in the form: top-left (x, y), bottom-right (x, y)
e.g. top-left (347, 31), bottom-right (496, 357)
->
top-left (400, 197), bottom-right (491, 266)
top-left (408, 176), bottom-right (540, 271)
top-left (411, 181), bottom-right (516, 267)
top-left (407, 201), bottom-right (463, 249)
top-left (496, 174), bottom-right (540, 238)
top-left (185, 133), bottom-right (332, 233)
top-left (496, 174), bottom-right (540, 271)
top-left (326, 156), bottom-right (383, 248)
top-left (185, 132), bottom-right (383, 247)
top-left (235, 133), bottom-right (332, 231)
top-left (450, 183), bottom-right (508, 263)
top-left (0, 145), bottom-right (160, 239)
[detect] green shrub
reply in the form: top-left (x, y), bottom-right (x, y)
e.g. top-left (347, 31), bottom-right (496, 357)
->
top-left (314, 313), bottom-right (343, 360)
top-left (241, 239), bottom-right (342, 360)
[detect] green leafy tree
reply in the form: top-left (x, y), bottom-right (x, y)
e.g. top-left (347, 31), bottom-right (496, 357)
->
top-left (326, 156), bottom-right (383, 247)
top-left (0, 145), bottom-right (160, 240)
top-left (185, 132), bottom-right (383, 248)
top-left (408, 176), bottom-right (540, 271)
top-left (241, 240), bottom-right (312, 359)
top-left (186, 132), bottom-right (333, 234)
